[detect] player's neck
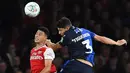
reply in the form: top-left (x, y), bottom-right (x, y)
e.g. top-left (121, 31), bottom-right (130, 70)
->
top-left (35, 42), bottom-right (45, 49)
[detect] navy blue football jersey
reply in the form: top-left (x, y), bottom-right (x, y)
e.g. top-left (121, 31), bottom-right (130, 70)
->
top-left (59, 26), bottom-right (96, 65)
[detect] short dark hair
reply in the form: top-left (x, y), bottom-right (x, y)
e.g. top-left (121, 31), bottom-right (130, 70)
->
top-left (38, 26), bottom-right (50, 37)
top-left (57, 17), bottom-right (72, 28)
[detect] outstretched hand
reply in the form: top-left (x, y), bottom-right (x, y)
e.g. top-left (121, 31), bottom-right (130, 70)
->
top-left (116, 39), bottom-right (127, 46)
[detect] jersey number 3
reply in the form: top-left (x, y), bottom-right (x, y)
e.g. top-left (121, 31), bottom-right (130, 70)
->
top-left (82, 39), bottom-right (93, 54)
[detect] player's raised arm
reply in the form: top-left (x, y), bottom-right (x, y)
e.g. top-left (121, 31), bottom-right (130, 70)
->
top-left (94, 34), bottom-right (127, 46)
top-left (46, 34), bottom-right (70, 51)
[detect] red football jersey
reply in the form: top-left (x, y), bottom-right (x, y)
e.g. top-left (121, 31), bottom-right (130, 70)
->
top-left (30, 45), bottom-right (56, 73)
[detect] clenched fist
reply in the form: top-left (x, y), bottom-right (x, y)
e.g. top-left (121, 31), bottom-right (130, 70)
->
top-left (116, 39), bottom-right (127, 46)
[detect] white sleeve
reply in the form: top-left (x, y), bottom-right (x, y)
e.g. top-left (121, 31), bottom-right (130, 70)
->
top-left (44, 48), bottom-right (55, 60)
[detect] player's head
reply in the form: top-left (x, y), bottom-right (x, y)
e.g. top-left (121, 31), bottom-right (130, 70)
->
top-left (57, 17), bottom-right (72, 36)
top-left (34, 26), bottom-right (49, 43)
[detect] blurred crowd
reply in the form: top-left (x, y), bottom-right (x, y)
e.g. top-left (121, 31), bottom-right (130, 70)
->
top-left (0, 0), bottom-right (130, 73)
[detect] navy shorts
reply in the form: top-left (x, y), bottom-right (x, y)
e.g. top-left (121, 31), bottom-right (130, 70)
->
top-left (59, 59), bottom-right (94, 73)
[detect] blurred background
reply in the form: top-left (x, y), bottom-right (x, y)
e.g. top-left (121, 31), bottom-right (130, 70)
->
top-left (0, 0), bottom-right (130, 73)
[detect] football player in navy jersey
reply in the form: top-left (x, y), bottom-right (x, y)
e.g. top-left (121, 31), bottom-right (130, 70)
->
top-left (46, 17), bottom-right (127, 73)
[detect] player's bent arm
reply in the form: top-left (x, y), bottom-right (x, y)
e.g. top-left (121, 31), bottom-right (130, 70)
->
top-left (46, 40), bottom-right (62, 51)
top-left (49, 42), bottom-right (62, 51)
top-left (40, 59), bottom-right (53, 73)
top-left (94, 34), bottom-right (123, 46)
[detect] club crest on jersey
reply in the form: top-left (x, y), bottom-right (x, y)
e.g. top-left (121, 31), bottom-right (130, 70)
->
top-left (38, 51), bottom-right (42, 54)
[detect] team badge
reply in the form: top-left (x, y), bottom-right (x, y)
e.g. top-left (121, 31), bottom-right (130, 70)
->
top-left (38, 51), bottom-right (42, 54)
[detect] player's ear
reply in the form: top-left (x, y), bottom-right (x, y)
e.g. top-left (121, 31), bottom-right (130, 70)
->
top-left (65, 26), bottom-right (70, 30)
top-left (45, 35), bottom-right (48, 39)
top-left (44, 33), bottom-right (48, 39)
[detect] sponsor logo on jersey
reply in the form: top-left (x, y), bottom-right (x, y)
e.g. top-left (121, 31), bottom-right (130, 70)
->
top-left (30, 55), bottom-right (43, 60)
top-left (72, 33), bottom-right (90, 42)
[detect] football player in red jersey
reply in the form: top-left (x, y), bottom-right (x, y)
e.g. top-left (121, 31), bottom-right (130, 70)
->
top-left (30, 27), bottom-right (57, 73)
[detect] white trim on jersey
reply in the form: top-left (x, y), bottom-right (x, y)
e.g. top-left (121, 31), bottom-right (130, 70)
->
top-left (44, 47), bottom-right (55, 60)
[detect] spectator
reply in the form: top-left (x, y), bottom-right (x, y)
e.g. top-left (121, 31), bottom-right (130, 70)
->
top-left (13, 56), bottom-right (21, 72)
top-left (0, 60), bottom-right (7, 73)
top-left (99, 56), bottom-right (119, 73)
top-left (0, 0), bottom-right (130, 73)
top-left (99, 45), bottom-right (111, 65)
top-left (125, 62), bottom-right (130, 73)
top-left (117, 51), bottom-right (130, 73)
top-left (25, 68), bottom-right (31, 73)
top-left (15, 69), bottom-right (23, 73)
